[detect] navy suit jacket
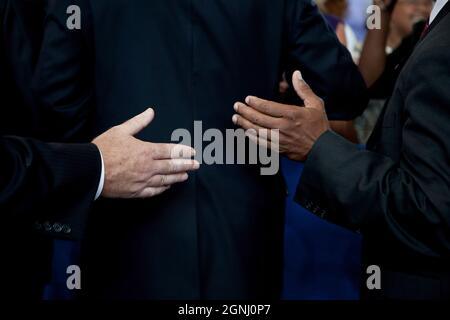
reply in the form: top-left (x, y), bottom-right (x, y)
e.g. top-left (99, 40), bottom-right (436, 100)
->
top-left (35, 0), bottom-right (368, 299)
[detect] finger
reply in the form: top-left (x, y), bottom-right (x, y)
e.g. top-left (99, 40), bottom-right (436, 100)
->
top-left (147, 173), bottom-right (189, 187)
top-left (152, 143), bottom-right (196, 160)
top-left (292, 71), bottom-right (320, 107)
top-left (136, 186), bottom-right (170, 198)
top-left (119, 108), bottom-right (155, 136)
top-left (245, 131), bottom-right (280, 153)
top-left (232, 114), bottom-right (267, 133)
top-left (243, 96), bottom-right (291, 118)
top-left (234, 102), bottom-right (282, 129)
top-left (246, 131), bottom-right (271, 149)
top-left (153, 159), bottom-right (200, 175)
top-left (232, 114), bottom-right (279, 141)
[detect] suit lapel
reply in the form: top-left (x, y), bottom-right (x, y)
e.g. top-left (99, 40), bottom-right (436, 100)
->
top-left (420, 1), bottom-right (450, 41)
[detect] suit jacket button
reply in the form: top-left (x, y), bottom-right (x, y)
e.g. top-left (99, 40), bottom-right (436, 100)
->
top-left (62, 224), bottom-right (72, 234)
top-left (53, 223), bottom-right (63, 233)
top-left (43, 221), bottom-right (52, 231)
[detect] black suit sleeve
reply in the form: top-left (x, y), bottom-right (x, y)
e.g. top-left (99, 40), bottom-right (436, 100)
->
top-left (33, 0), bottom-right (94, 142)
top-left (295, 47), bottom-right (450, 258)
top-left (0, 136), bottom-right (101, 240)
top-left (283, 0), bottom-right (368, 120)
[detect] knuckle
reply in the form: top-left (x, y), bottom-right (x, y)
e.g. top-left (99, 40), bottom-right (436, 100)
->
top-left (301, 81), bottom-right (311, 90)
top-left (279, 119), bottom-right (289, 130)
top-left (110, 125), bottom-right (122, 135)
top-left (286, 109), bottom-right (297, 121)
top-left (148, 143), bottom-right (155, 157)
top-left (149, 161), bottom-right (159, 175)
top-left (134, 117), bottom-right (145, 128)
top-left (170, 161), bottom-right (177, 173)
top-left (143, 145), bottom-right (153, 158)
top-left (171, 145), bottom-right (183, 159)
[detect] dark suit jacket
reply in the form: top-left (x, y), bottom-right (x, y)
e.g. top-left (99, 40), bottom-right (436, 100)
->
top-left (369, 20), bottom-right (426, 100)
top-left (0, 0), bottom-right (48, 137)
top-left (296, 4), bottom-right (450, 299)
top-left (0, 136), bottom-right (101, 298)
top-left (35, 0), bottom-right (368, 299)
top-left (0, 0), bottom-right (100, 299)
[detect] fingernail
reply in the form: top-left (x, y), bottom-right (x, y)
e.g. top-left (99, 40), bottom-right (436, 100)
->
top-left (245, 96), bottom-right (251, 104)
top-left (183, 173), bottom-right (189, 180)
top-left (232, 115), bottom-right (238, 124)
top-left (296, 71), bottom-right (303, 80)
top-left (193, 161), bottom-right (200, 169)
top-left (191, 148), bottom-right (196, 157)
top-left (234, 103), bottom-right (239, 112)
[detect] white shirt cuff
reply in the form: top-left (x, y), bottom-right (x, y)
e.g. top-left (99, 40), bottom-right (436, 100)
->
top-left (95, 149), bottom-right (105, 200)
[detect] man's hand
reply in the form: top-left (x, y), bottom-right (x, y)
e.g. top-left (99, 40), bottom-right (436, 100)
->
top-left (232, 71), bottom-right (330, 162)
top-left (93, 108), bottom-right (199, 198)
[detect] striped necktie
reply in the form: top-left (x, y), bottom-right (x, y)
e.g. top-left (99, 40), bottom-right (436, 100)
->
top-left (420, 21), bottom-right (430, 39)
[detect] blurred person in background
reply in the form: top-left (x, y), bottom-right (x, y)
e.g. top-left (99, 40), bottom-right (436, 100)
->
top-left (316, 0), bottom-right (361, 61)
top-left (346, 0), bottom-right (374, 41)
top-left (313, 0), bottom-right (361, 142)
top-left (356, 0), bottom-right (434, 143)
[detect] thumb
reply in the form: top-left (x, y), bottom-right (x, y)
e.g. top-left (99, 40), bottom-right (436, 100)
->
top-left (292, 71), bottom-right (321, 109)
top-left (119, 108), bottom-right (155, 136)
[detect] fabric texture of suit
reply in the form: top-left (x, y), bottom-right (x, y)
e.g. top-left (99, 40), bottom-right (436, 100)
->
top-left (0, 0), bottom-right (49, 137)
top-left (35, 0), bottom-right (368, 299)
top-left (1, 0), bottom-right (48, 299)
top-left (0, 0), bottom-right (100, 299)
top-left (296, 3), bottom-right (450, 299)
top-left (0, 136), bottom-right (101, 298)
